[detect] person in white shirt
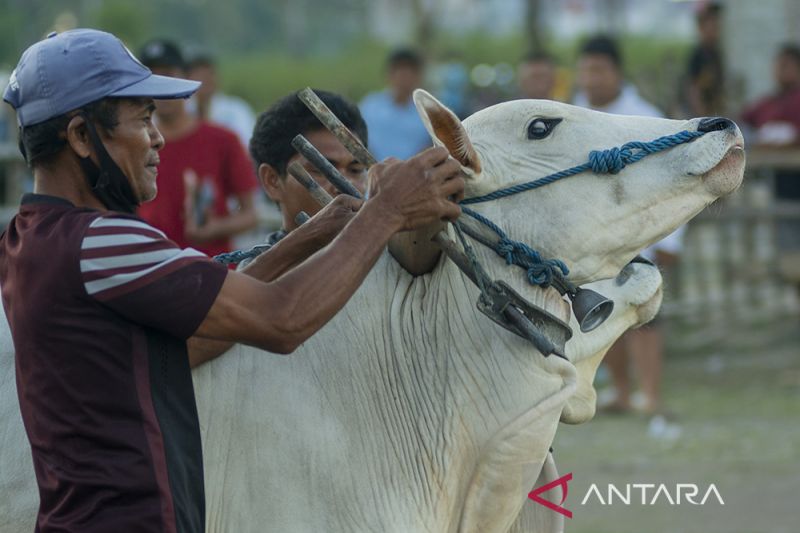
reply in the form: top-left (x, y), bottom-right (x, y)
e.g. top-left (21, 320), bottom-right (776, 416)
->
top-left (187, 52), bottom-right (256, 149)
top-left (573, 35), bottom-right (683, 417)
top-left (360, 49), bottom-right (431, 161)
top-left (573, 35), bottom-right (663, 118)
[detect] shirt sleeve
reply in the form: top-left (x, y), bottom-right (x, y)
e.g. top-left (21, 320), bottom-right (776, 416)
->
top-left (79, 215), bottom-right (228, 339)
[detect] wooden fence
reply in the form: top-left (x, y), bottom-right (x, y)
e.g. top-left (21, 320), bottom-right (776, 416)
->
top-left (667, 148), bottom-right (800, 328)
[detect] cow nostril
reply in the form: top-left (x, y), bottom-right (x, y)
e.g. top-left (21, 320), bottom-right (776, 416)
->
top-left (697, 117), bottom-right (736, 133)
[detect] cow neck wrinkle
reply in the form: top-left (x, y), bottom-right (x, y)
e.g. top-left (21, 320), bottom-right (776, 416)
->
top-left (505, 278), bottom-right (570, 324)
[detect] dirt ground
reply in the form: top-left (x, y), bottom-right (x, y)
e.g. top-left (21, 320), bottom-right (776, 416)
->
top-left (551, 312), bottom-right (800, 533)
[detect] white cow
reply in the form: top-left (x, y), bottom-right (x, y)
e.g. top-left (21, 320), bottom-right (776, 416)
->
top-left (0, 91), bottom-right (744, 532)
top-left (194, 92), bottom-right (743, 532)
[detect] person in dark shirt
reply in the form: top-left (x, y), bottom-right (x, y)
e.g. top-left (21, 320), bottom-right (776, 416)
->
top-left (1, 29), bottom-right (464, 532)
top-left (684, 2), bottom-right (725, 117)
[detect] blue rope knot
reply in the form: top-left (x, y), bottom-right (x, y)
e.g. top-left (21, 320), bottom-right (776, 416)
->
top-left (589, 146), bottom-right (629, 174)
top-left (527, 264), bottom-right (555, 286)
top-left (497, 238), bottom-right (517, 264)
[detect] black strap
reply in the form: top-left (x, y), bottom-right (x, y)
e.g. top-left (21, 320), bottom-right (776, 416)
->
top-left (79, 112), bottom-right (140, 213)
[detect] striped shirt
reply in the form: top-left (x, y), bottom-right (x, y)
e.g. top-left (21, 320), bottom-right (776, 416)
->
top-left (0, 194), bottom-right (228, 533)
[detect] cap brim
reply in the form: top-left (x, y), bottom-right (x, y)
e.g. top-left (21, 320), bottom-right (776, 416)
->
top-left (110, 73), bottom-right (200, 100)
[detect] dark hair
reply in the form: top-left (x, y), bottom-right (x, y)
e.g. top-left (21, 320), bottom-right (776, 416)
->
top-left (386, 48), bottom-right (424, 70)
top-left (778, 43), bottom-right (800, 65)
top-left (579, 35), bottom-right (623, 69)
top-left (697, 2), bottom-right (722, 22)
top-left (187, 51), bottom-right (216, 70)
top-left (249, 89), bottom-right (368, 176)
top-left (521, 51), bottom-right (556, 66)
top-left (20, 98), bottom-right (121, 168)
top-left (139, 39), bottom-right (185, 70)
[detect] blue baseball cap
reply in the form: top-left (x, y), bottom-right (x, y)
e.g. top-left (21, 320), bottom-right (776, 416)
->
top-left (3, 28), bottom-right (201, 127)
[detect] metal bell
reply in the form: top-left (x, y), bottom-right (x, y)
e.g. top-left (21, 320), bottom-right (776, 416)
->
top-left (570, 287), bottom-right (614, 333)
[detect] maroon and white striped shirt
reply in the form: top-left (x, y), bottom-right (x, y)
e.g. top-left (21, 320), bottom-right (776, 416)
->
top-left (0, 193), bottom-right (228, 533)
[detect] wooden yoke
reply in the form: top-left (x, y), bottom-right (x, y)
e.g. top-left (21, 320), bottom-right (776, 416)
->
top-left (297, 88), bottom-right (445, 276)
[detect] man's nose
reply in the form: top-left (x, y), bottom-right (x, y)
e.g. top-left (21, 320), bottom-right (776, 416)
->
top-left (151, 125), bottom-right (165, 150)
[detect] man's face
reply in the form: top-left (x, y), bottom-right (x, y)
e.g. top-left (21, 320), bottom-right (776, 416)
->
top-left (697, 14), bottom-right (720, 46)
top-left (775, 53), bottom-right (800, 91)
top-left (98, 98), bottom-right (164, 203)
top-left (518, 60), bottom-right (556, 100)
top-left (188, 64), bottom-right (216, 102)
top-left (577, 54), bottom-right (622, 108)
top-left (262, 129), bottom-right (367, 231)
top-left (388, 63), bottom-right (423, 100)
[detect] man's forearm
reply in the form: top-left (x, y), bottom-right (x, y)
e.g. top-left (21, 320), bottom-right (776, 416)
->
top-left (188, 217), bottom-right (330, 366)
top-left (241, 219), bottom-right (334, 282)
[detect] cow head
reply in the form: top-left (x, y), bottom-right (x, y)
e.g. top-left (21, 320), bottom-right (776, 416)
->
top-left (414, 90), bottom-right (744, 285)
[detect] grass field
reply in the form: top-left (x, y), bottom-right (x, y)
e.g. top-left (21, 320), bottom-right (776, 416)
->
top-left (551, 314), bottom-right (800, 533)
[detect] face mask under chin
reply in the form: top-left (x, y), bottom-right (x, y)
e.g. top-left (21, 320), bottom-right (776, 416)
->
top-left (80, 114), bottom-right (140, 214)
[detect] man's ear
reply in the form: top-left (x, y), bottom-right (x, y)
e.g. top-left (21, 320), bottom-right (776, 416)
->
top-left (413, 89), bottom-right (481, 177)
top-left (258, 163), bottom-right (284, 203)
top-left (65, 115), bottom-right (93, 159)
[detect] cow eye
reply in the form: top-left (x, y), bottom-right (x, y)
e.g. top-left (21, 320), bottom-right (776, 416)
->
top-left (527, 118), bottom-right (562, 140)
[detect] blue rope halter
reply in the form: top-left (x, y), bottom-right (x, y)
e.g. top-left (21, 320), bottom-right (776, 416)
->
top-left (458, 129), bottom-right (707, 290)
top-left (212, 130), bottom-right (708, 272)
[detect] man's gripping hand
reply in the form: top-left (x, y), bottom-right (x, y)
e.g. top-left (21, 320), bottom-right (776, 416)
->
top-left (366, 147), bottom-right (465, 232)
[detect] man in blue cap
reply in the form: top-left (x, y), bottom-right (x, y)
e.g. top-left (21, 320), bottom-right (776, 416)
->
top-left (1, 29), bottom-right (464, 532)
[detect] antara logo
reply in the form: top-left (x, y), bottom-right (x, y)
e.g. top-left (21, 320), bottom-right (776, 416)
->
top-left (581, 483), bottom-right (725, 506)
top-left (527, 475), bottom-right (725, 518)
top-left (528, 473), bottom-right (573, 518)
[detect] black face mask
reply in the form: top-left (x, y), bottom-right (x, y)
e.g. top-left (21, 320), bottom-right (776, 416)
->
top-left (78, 112), bottom-right (140, 214)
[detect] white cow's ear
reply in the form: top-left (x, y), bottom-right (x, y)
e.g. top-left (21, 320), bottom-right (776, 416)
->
top-left (413, 89), bottom-right (481, 176)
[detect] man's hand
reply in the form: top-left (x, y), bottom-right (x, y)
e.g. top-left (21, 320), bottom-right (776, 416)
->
top-left (367, 147), bottom-right (465, 232)
top-left (292, 195), bottom-right (363, 247)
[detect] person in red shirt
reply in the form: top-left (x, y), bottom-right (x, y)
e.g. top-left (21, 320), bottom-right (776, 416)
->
top-left (741, 44), bottom-right (800, 145)
top-left (136, 39), bottom-right (258, 258)
top-left (741, 43), bottom-right (800, 258)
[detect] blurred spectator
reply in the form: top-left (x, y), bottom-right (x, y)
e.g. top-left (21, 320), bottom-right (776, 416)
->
top-left (741, 43), bottom-right (800, 257)
top-left (741, 43), bottom-right (800, 146)
top-left (0, 71), bottom-right (9, 143)
top-left (433, 52), bottom-right (470, 118)
top-left (603, 230), bottom-right (684, 416)
top-left (517, 51), bottom-right (557, 100)
top-left (137, 39), bottom-right (258, 258)
top-left (187, 51), bottom-right (256, 148)
top-left (683, 1), bottom-right (726, 117)
top-left (360, 48), bottom-right (431, 160)
top-left (249, 89), bottom-right (368, 242)
top-left (573, 35), bottom-right (678, 417)
top-left (573, 35), bottom-right (662, 117)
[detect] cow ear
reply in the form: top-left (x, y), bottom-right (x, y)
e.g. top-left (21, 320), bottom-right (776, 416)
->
top-left (413, 89), bottom-right (481, 176)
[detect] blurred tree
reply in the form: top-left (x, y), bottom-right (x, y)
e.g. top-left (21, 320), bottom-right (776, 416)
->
top-left (89, 0), bottom-right (152, 48)
top-left (410, 0), bottom-right (434, 55)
